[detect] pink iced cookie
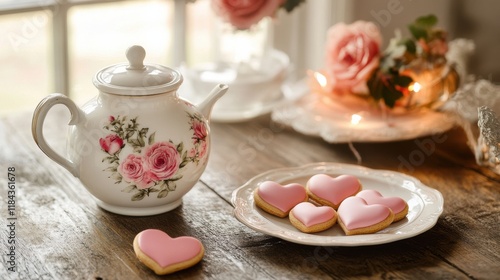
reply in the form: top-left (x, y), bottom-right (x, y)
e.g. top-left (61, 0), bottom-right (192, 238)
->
top-left (133, 229), bottom-right (204, 275)
top-left (289, 202), bottom-right (337, 233)
top-left (337, 197), bottom-right (394, 235)
top-left (254, 181), bottom-right (308, 218)
top-left (356, 189), bottom-right (409, 222)
top-left (306, 174), bottom-right (362, 209)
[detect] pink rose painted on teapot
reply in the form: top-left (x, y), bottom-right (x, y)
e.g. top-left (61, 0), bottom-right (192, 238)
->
top-left (143, 142), bottom-right (181, 180)
top-left (32, 46), bottom-right (228, 216)
top-left (120, 154), bottom-right (154, 190)
top-left (99, 134), bottom-right (124, 155)
top-left (191, 119), bottom-right (208, 141)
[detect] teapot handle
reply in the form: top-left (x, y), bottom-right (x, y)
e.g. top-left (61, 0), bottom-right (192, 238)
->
top-left (32, 94), bottom-right (84, 177)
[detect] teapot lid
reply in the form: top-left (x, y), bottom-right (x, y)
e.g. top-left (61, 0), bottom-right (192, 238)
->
top-left (93, 45), bottom-right (183, 95)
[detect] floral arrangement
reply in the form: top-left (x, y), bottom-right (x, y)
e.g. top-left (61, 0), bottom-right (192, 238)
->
top-left (211, 0), bottom-right (305, 30)
top-left (314, 15), bottom-right (455, 108)
top-left (99, 114), bottom-right (208, 201)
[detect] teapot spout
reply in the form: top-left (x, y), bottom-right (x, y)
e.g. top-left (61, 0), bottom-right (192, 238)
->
top-left (198, 84), bottom-right (229, 122)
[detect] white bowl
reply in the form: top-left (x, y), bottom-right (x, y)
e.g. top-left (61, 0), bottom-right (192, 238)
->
top-left (183, 49), bottom-right (290, 115)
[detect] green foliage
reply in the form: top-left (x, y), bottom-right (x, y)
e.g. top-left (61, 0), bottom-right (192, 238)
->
top-left (281, 0), bottom-right (305, 12)
top-left (414, 14), bottom-right (438, 28)
top-left (403, 39), bottom-right (416, 54)
top-left (408, 14), bottom-right (438, 41)
top-left (369, 14), bottom-right (445, 108)
top-left (148, 132), bottom-right (155, 145)
top-left (131, 191), bottom-right (145, 201)
top-left (367, 69), bottom-right (412, 108)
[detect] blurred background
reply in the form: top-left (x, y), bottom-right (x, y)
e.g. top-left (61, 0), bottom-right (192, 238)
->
top-left (0, 0), bottom-right (498, 115)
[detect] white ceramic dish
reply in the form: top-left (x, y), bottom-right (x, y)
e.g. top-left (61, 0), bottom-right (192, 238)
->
top-left (207, 81), bottom-right (306, 122)
top-left (180, 50), bottom-right (296, 123)
top-left (231, 162), bottom-right (444, 246)
top-left (208, 91), bottom-right (286, 122)
top-left (271, 80), bottom-right (456, 143)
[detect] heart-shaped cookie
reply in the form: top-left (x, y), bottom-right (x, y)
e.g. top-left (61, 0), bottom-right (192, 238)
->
top-left (306, 174), bottom-right (361, 209)
top-left (337, 197), bottom-right (394, 235)
top-left (254, 181), bottom-right (308, 218)
top-left (289, 202), bottom-right (337, 233)
top-left (356, 189), bottom-right (409, 222)
top-left (133, 229), bottom-right (204, 275)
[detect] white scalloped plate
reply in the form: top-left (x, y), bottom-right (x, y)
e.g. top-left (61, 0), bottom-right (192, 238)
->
top-left (231, 163), bottom-right (444, 246)
top-left (271, 80), bottom-right (456, 143)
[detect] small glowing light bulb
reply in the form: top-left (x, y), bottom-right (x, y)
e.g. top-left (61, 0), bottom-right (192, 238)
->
top-left (351, 114), bottom-right (362, 125)
top-left (410, 82), bottom-right (422, 93)
top-left (314, 72), bottom-right (328, 88)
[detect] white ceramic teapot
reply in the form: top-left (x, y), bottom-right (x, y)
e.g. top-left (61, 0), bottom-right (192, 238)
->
top-left (32, 45), bottom-right (228, 216)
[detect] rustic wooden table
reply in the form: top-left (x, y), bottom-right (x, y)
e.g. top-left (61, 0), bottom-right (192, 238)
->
top-left (0, 107), bottom-right (499, 279)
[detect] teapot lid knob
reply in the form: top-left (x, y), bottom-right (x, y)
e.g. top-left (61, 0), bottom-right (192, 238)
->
top-left (126, 45), bottom-right (146, 70)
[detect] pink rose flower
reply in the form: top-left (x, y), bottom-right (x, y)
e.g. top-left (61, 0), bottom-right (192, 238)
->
top-left (192, 119), bottom-right (207, 142)
top-left (188, 147), bottom-right (197, 158)
top-left (325, 21), bottom-right (382, 94)
top-left (143, 142), bottom-right (181, 180)
top-left (119, 154), bottom-right (156, 189)
top-left (139, 171), bottom-right (160, 190)
top-left (108, 115), bottom-right (115, 122)
top-left (99, 134), bottom-right (123, 155)
top-left (211, 0), bottom-right (285, 30)
top-left (198, 141), bottom-right (208, 159)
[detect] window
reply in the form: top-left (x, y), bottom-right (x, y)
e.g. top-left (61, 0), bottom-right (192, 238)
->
top-left (1, 0), bottom-right (182, 115)
top-left (0, 8), bottom-right (52, 115)
top-left (0, 0), bottom-right (340, 115)
top-left (68, 1), bottom-right (173, 103)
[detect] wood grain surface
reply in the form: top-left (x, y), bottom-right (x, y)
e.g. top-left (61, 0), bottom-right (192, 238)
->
top-left (0, 108), bottom-right (498, 279)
